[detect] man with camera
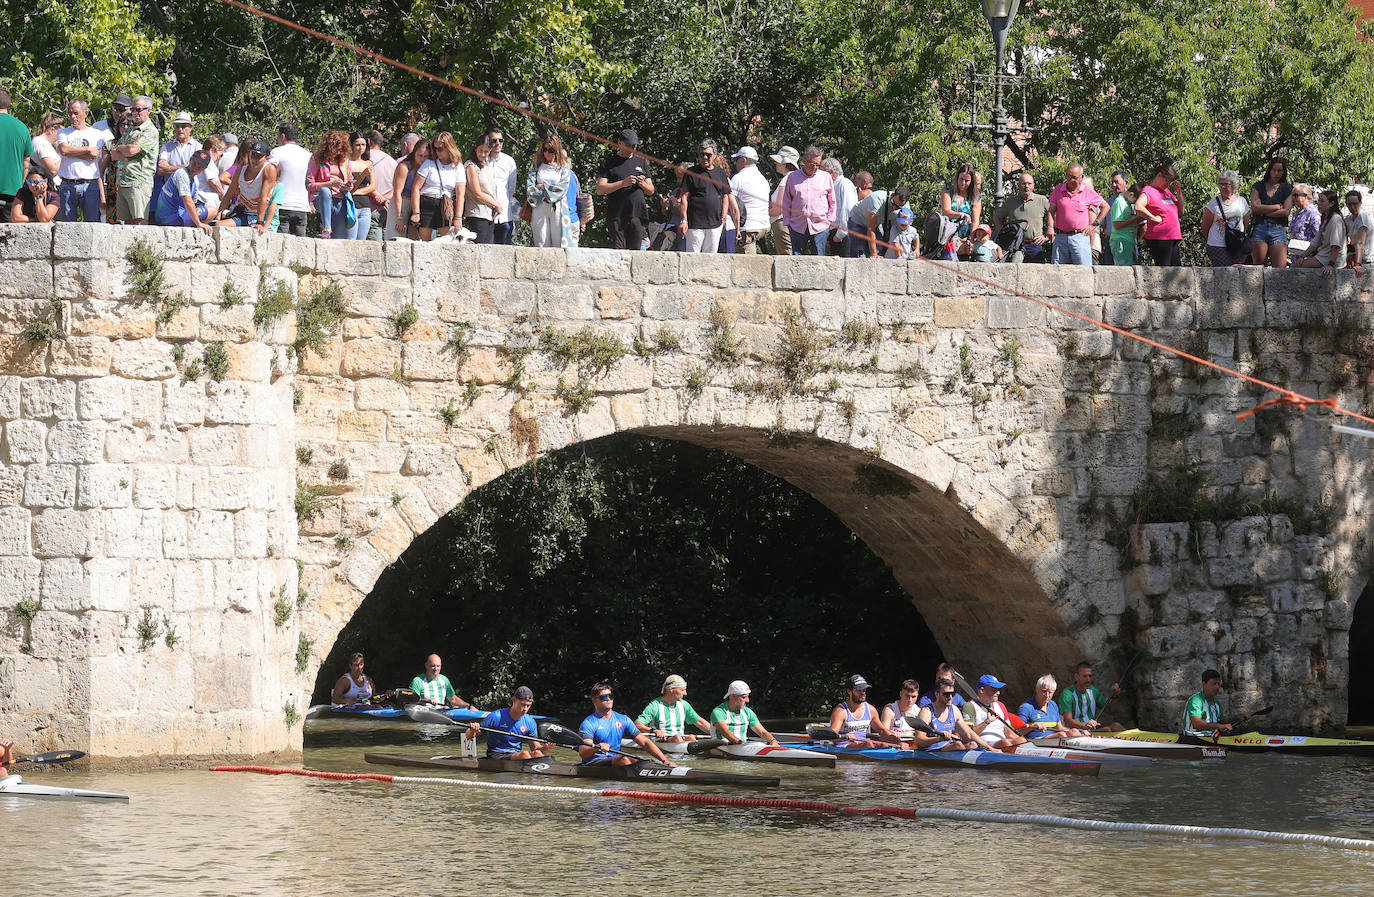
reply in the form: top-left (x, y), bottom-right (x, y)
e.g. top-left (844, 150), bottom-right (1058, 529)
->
top-left (595, 129), bottom-right (654, 250)
top-left (108, 96), bottom-right (159, 224)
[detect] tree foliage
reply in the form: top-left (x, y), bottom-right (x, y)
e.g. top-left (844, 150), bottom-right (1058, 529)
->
top-left (317, 435), bottom-right (941, 719)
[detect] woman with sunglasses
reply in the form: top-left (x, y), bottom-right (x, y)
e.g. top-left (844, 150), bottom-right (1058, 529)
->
top-left (526, 133), bottom-right (573, 248)
top-left (212, 139), bottom-right (283, 234)
top-left (9, 171), bottom-right (58, 222)
top-left (410, 131), bottom-right (465, 242)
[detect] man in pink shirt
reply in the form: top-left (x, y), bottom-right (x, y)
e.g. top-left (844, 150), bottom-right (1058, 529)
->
top-left (1047, 163), bottom-right (1107, 265)
top-left (781, 145), bottom-right (837, 256)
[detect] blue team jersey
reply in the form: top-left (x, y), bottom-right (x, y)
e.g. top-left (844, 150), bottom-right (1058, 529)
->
top-left (1018, 700), bottom-right (1063, 734)
top-left (579, 711), bottom-right (638, 762)
top-left (482, 708), bottom-right (539, 757)
top-left (918, 691), bottom-right (965, 709)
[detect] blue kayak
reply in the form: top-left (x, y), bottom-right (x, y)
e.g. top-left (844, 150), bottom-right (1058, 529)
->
top-left (795, 741), bottom-right (1100, 776)
top-left (306, 704), bottom-right (486, 723)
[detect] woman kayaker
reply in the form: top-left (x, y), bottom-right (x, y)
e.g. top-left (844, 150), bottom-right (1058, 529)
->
top-left (913, 678), bottom-right (996, 752)
top-left (879, 679), bottom-right (922, 742)
top-left (332, 653), bottom-right (376, 707)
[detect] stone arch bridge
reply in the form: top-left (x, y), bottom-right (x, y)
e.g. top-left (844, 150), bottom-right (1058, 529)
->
top-left (0, 224), bottom-right (1369, 760)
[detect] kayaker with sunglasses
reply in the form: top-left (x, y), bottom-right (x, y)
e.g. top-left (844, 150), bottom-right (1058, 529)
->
top-left (578, 683), bottom-right (675, 768)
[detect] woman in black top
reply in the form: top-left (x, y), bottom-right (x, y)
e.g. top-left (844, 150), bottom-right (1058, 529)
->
top-left (1249, 159), bottom-right (1293, 268)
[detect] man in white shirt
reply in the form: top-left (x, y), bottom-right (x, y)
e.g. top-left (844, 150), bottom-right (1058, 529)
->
top-left (1344, 189), bottom-right (1374, 273)
top-left (56, 99), bottom-right (105, 222)
top-left (269, 122), bottom-right (313, 236)
top-left (729, 147), bottom-right (771, 254)
top-left (823, 157), bottom-right (857, 256)
top-left (483, 126), bottom-right (518, 244)
top-left (364, 130), bottom-right (396, 241)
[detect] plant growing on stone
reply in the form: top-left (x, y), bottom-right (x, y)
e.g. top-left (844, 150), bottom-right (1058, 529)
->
top-left (202, 342), bottom-right (229, 381)
top-left (462, 380), bottom-right (481, 407)
top-left (134, 606), bottom-right (160, 649)
top-left (254, 264), bottom-right (294, 329)
top-left (14, 597), bottom-right (37, 623)
top-left (170, 343), bottom-right (186, 362)
top-left (539, 327), bottom-right (626, 379)
top-left (772, 309), bottom-right (835, 391)
top-left (293, 387), bottom-right (304, 409)
top-left (294, 279), bottom-right (348, 358)
top-left (283, 702), bottom-right (301, 727)
top-left (334, 532), bottom-right (354, 551)
top-left (684, 365), bottom-right (709, 398)
top-left (21, 298), bottom-right (64, 345)
top-left (839, 397), bottom-right (857, 426)
top-left (389, 301), bottom-right (419, 339)
top-left (295, 480), bottom-right (330, 522)
top-left (219, 281), bottom-right (246, 309)
top-left (181, 360), bottom-right (202, 384)
top-left (652, 326), bottom-right (681, 353)
top-left (125, 240), bottom-right (168, 304)
top-left (295, 634), bottom-right (313, 674)
top-left (296, 445), bottom-right (314, 464)
top-left (328, 459), bottom-right (349, 481)
top-left (510, 408), bottom-right (540, 458)
top-left (706, 306), bottom-right (742, 366)
top-left (445, 321), bottom-right (475, 365)
top-left (839, 318), bottom-right (880, 350)
top-left (273, 590), bottom-right (293, 627)
top-left (555, 378), bottom-right (595, 414)
top-left (163, 617), bottom-right (179, 648)
top-left (439, 398), bottom-right (462, 429)
top-left (155, 293), bottom-right (188, 325)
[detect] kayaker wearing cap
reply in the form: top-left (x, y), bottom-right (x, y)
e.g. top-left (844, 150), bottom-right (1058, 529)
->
top-left (962, 674), bottom-right (1028, 749)
top-left (410, 654), bottom-right (473, 709)
top-left (1059, 661), bottom-right (1123, 732)
top-left (914, 677), bottom-right (996, 752)
top-left (710, 681), bottom-right (780, 746)
top-left (636, 674), bottom-right (712, 741)
top-left (579, 683), bottom-right (675, 767)
top-left (466, 686), bottom-right (553, 760)
top-left (1183, 669), bottom-right (1231, 737)
top-left (879, 679), bottom-right (922, 741)
top-left (826, 674), bottom-right (898, 748)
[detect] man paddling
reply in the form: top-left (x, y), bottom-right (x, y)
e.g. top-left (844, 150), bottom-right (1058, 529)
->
top-left (411, 654), bottom-right (473, 709)
top-left (579, 683), bottom-right (676, 767)
top-left (879, 679), bottom-right (922, 741)
top-left (1184, 669), bottom-right (1231, 737)
top-left (913, 678), bottom-right (996, 751)
top-left (826, 674), bottom-right (899, 747)
top-left (710, 680), bottom-right (781, 746)
top-left (1018, 674), bottom-right (1088, 738)
top-left (637, 674), bottom-right (713, 741)
top-left (962, 674), bottom-right (1028, 749)
top-left (466, 686), bottom-right (553, 760)
top-left (1059, 661), bottom-right (1123, 731)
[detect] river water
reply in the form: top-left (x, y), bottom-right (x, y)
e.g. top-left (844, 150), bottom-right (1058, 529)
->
top-left (6, 720), bottom-right (1374, 896)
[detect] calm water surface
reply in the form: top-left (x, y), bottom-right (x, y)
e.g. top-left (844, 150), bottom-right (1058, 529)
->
top-left (6, 720), bottom-right (1374, 896)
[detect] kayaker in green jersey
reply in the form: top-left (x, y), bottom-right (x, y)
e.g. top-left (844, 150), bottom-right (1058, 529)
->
top-left (1058, 661), bottom-right (1123, 731)
top-left (410, 654), bottom-right (473, 709)
top-left (636, 674), bottom-right (713, 741)
top-left (1183, 669), bottom-right (1232, 737)
top-left (710, 681), bottom-right (780, 746)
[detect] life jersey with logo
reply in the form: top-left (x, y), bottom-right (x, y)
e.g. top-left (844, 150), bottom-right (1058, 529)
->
top-left (963, 701), bottom-right (1011, 742)
top-left (886, 701), bottom-right (918, 736)
top-left (579, 711), bottom-right (638, 762)
top-left (481, 708), bottom-right (539, 756)
top-left (1183, 693), bottom-right (1223, 737)
top-left (1058, 685), bottom-right (1107, 724)
top-left (637, 698), bottom-right (702, 737)
top-left (836, 702), bottom-right (873, 737)
top-left (926, 704), bottom-right (958, 749)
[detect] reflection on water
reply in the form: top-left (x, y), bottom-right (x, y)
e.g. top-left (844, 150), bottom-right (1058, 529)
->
top-left (4, 719), bottom-right (1374, 896)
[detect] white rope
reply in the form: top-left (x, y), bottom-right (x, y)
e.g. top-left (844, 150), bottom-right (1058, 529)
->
top-left (391, 774), bottom-right (607, 798)
top-left (916, 808), bottom-right (1374, 851)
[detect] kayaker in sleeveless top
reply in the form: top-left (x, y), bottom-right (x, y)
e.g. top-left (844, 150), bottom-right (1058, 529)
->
top-left (879, 679), bottom-right (922, 741)
top-left (331, 652), bottom-right (375, 706)
top-left (709, 680), bottom-right (780, 746)
top-left (636, 674), bottom-right (713, 741)
top-left (0, 737), bottom-right (13, 776)
top-left (961, 674), bottom-right (1028, 749)
top-left (913, 678), bottom-right (994, 751)
top-left (1183, 669), bottom-right (1232, 737)
top-left (825, 674), bottom-right (898, 748)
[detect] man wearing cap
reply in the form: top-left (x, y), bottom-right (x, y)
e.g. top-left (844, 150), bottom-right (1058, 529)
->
top-left (848, 185), bottom-right (911, 259)
top-left (729, 147), bottom-right (770, 254)
top-left (410, 654), bottom-right (474, 709)
top-left (108, 95), bottom-right (159, 225)
top-left (767, 146), bottom-right (800, 254)
top-left (961, 674), bottom-right (1028, 749)
top-left (636, 674), bottom-right (713, 741)
top-left (1047, 163), bottom-right (1106, 266)
top-left (1058, 661), bottom-right (1123, 731)
top-left (994, 172), bottom-right (1052, 262)
top-left (826, 674), bottom-right (899, 747)
top-left (710, 681), bottom-right (780, 745)
top-left (55, 99), bottom-right (106, 222)
top-left (212, 139), bottom-right (283, 234)
top-left (677, 139), bottom-right (733, 253)
top-left (158, 112), bottom-right (202, 177)
top-left (780, 145), bottom-right (836, 256)
top-left (595, 129), bottom-right (654, 251)
top-left (152, 149), bottom-right (215, 233)
top-left (580, 683), bottom-right (676, 767)
top-left (465, 686), bottom-right (553, 760)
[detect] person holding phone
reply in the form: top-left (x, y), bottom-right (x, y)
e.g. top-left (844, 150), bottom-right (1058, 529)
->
top-left (10, 171), bottom-right (58, 222)
top-left (595, 129), bottom-right (654, 250)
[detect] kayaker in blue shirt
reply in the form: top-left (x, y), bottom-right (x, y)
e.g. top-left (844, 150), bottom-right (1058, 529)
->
top-left (466, 686), bottom-right (553, 759)
top-left (578, 683), bottom-right (675, 767)
top-left (918, 663), bottom-right (966, 709)
top-left (1017, 674), bottom-right (1087, 738)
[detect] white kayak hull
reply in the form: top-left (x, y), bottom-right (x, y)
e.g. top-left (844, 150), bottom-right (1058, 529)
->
top-left (1034, 734), bottom-right (1226, 760)
top-left (622, 739), bottom-right (836, 767)
top-left (0, 774), bottom-right (129, 801)
top-left (1010, 743), bottom-right (1151, 769)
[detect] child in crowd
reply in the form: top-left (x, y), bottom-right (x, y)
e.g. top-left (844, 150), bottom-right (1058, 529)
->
top-left (969, 222), bottom-right (1001, 262)
top-left (885, 207), bottom-right (918, 259)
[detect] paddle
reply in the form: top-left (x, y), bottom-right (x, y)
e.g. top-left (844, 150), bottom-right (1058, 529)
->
top-left (1092, 648), bottom-right (1145, 725)
top-left (680, 737), bottom-right (729, 755)
top-left (406, 705), bottom-right (556, 750)
top-left (13, 750), bottom-right (85, 765)
top-left (949, 669), bottom-right (1032, 737)
top-left (1208, 705), bottom-right (1274, 739)
top-left (537, 721), bottom-right (648, 762)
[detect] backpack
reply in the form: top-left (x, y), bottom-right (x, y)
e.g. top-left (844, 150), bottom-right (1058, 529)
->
top-left (994, 221), bottom-right (1026, 261)
top-left (921, 212), bottom-right (960, 259)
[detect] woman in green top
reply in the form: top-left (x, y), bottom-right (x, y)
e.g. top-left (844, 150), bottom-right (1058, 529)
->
top-left (1108, 172), bottom-right (1144, 265)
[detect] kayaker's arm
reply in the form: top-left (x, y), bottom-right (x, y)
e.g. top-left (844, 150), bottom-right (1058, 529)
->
top-left (825, 705), bottom-right (848, 739)
top-left (907, 707), bottom-right (944, 750)
top-left (749, 722), bottom-right (779, 746)
top-left (692, 717), bottom-right (713, 736)
top-left (1190, 715), bottom-right (1231, 734)
top-left (713, 718), bottom-right (743, 744)
top-left (631, 732), bottom-right (676, 767)
top-left (953, 714), bottom-right (997, 751)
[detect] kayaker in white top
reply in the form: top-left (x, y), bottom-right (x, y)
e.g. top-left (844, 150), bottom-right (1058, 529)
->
top-left (962, 674), bottom-right (1028, 750)
top-left (827, 674), bottom-right (899, 748)
top-left (331, 652), bottom-right (376, 706)
top-left (879, 679), bottom-right (922, 741)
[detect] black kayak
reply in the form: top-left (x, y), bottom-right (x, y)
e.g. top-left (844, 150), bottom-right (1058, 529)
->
top-left (363, 752), bottom-right (780, 787)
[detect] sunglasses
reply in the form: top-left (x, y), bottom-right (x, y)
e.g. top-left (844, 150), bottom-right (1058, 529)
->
top-left (488, 137), bottom-right (504, 144)
top-left (132, 106), bottom-right (150, 112)
top-left (595, 693), bottom-right (613, 701)
top-left (25, 179), bottom-right (44, 186)
top-left (542, 147), bottom-right (556, 153)
top-left (941, 691), bottom-right (956, 697)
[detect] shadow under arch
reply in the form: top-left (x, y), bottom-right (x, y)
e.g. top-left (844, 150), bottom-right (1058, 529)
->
top-left (1349, 581), bottom-right (1374, 724)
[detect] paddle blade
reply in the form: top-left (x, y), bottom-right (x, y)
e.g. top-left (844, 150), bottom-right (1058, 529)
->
top-left (17, 750), bottom-right (86, 765)
top-left (685, 737), bottom-right (728, 755)
top-left (806, 723), bottom-right (841, 741)
top-left (1007, 712), bottom-right (1027, 730)
top-left (406, 704), bottom-right (461, 726)
top-left (538, 721), bottom-right (586, 748)
top-left (903, 713), bottom-right (941, 738)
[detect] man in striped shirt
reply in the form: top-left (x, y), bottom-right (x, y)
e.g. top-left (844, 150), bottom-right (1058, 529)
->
top-left (1057, 661), bottom-right (1123, 731)
top-left (636, 674), bottom-right (713, 741)
top-left (1183, 669), bottom-right (1231, 737)
top-left (710, 680), bottom-right (780, 746)
top-left (410, 654), bottom-right (473, 709)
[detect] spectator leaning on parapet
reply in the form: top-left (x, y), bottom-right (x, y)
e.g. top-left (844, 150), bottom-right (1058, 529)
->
top-left (678, 139), bottom-right (733, 254)
top-left (0, 87), bottom-right (32, 221)
top-left (56, 99), bottom-right (105, 222)
top-left (10, 169), bottom-right (58, 223)
top-left (767, 145), bottom-right (799, 255)
top-left (823, 157), bottom-right (856, 255)
top-left (109, 96), bottom-right (158, 225)
top-left (781, 145), bottom-right (836, 256)
top-left (1288, 184), bottom-right (1319, 250)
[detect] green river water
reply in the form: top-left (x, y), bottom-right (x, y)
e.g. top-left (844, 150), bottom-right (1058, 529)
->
top-left (5, 720), bottom-right (1374, 896)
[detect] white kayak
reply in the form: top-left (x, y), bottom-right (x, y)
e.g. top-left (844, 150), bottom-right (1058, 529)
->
top-left (1008, 743), bottom-right (1151, 769)
top-left (0, 774), bottom-right (129, 801)
top-left (622, 738), bottom-right (835, 768)
top-left (1033, 734), bottom-right (1226, 761)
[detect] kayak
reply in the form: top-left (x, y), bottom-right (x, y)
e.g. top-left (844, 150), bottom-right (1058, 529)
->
top-left (622, 738), bottom-right (835, 768)
top-left (1007, 742), bottom-right (1151, 769)
top-left (363, 752), bottom-right (781, 786)
top-left (0, 774), bottom-right (129, 801)
top-left (306, 704), bottom-right (486, 723)
top-left (1105, 728), bottom-right (1374, 756)
top-left (791, 741), bottom-right (1100, 776)
top-left (1035, 734), bottom-right (1226, 761)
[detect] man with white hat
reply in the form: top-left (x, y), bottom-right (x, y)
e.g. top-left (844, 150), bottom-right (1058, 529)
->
top-left (710, 681), bottom-right (780, 745)
top-left (636, 674), bottom-right (713, 741)
top-left (157, 112), bottom-right (202, 177)
top-left (729, 147), bottom-right (770, 254)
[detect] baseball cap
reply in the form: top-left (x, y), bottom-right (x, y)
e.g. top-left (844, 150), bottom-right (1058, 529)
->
top-left (618, 128), bottom-right (639, 146)
top-left (896, 208), bottom-right (914, 225)
top-left (724, 680), bottom-right (751, 698)
top-left (188, 150), bottom-right (211, 169)
top-left (173, 111), bottom-right (193, 125)
top-left (973, 222), bottom-right (991, 236)
top-left (222, 133), bottom-right (239, 146)
top-left (846, 674), bottom-right (871, 691)
top-left (247, 139), bottom-right (271, 156)
top-left (733, 146), bottom-right (758, 162)
top-left (512, 685), bottom-right (534, 701)
top-left (770, 145), bottom-right (800, 166)
top-left (977, 674), bottom-right (1007, 690)
top-left (112, 93), bottom-right (133, 109)
top-left (662, 674), bottom-right (687, 692)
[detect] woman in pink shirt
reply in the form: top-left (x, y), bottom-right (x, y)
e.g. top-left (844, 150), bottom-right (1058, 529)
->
top-left (1134, 163), bottom-right (1185, 267)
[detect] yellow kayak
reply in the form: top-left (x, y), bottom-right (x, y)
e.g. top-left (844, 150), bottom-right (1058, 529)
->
top-left (1104, 728), bottom-right (1374, 756)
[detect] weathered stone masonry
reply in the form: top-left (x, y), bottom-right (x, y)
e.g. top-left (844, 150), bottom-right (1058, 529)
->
top-left (0, 222), bottom-right (1370, 760)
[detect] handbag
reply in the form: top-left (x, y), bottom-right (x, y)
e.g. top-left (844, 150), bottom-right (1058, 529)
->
top-left (519, 201), bottom-right (532, 223)
top-left (1217, 194), bottom-right (1250, 255)
top-left (437, 163), bottom-right (454, 226)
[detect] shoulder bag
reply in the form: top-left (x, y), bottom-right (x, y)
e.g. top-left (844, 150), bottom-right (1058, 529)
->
top-left (1218, 194), bottom-right (1250, 256)
top-left (437, 162), bottom-right (455, 227)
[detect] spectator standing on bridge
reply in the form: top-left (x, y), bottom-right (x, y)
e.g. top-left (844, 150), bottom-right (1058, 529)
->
top-left (483, 126), bottom-right (518, 245)
top-left (29, 114), bottom-right (61, 181)
top-left (767, 145), bottom-right (799, 255)
top-left (781, 145), bottom-right (835, 256)
top-left (270, 123), bottom-right (313, 236)
top-left (462, 138), bottom-right (502, 244)
top-left (392, 135), bottom-right (425, 240)
top-left (155, 112), bottom-right (202, 198)
top-left (1106, 172), bottom-right (1142, 266)
top-left (0, 88), bottom-right (29, 222)
top-left (1200, 170), bottom-right (1251, 267)
top-left (151, 148), bottom-right (214, 232)
top-left (939, 163), bottom-right (983, 260)
top-left (56, 99), bottom-right (105, 222)
top-left (1047, 163), bottom-right (1105, 265)
top-left (823, 157), bottom-right (856, 255)
top-left (1288, 184), bottom-right (1319, 251)
top-left (994, 171), bottom-right (1051, 262)
top-left (1249, 158), bottom-right (1292, 268)
top-left (365, 130), bottom-right (395, 241)
top-left (527, 132), bottom-right (573, 248)
top-left (109, 96), bottom-right (158, 225)
top-left (344, 131), bottom-right (375, 240)
top-left (595, 129), bottom-right (653, 250)
top-left (1135, 164), bottom-right (1184, 267)
top-left (309, 129), bottom-right (353, 239)
top-left (1343, 190), bottom-right (1373, 273)
top-left (841, 170), bottom-right (873, 257)
top-left (411, 131), bottom-right (464, 242)
top-left (678, 139), bottom-right (733, 253)
top-left (729, 147), bottom-right (770, 254)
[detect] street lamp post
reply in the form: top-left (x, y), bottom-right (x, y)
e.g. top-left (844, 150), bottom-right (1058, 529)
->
top-left (979, 0), bottom-right (1021, 204)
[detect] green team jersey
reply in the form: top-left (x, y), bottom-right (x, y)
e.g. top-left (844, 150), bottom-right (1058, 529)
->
top-left (411, 673), bottom-right (456, 704)
top-left (1058, 685), bottom-right (1108, 723)
top-left (637, 697), bottom-right (701, 736)
top-left (1183, 692), bottom-right (1223, 736)
top-left (710, 703), bottom-right (761, 740)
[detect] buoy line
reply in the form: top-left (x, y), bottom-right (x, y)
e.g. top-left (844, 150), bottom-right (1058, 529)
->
top-left (212, 766), bottom-right (1374, 851)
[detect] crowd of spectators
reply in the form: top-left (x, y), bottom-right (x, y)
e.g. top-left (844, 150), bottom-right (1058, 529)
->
top-left (2, 88), bottom-right (1371, 274)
